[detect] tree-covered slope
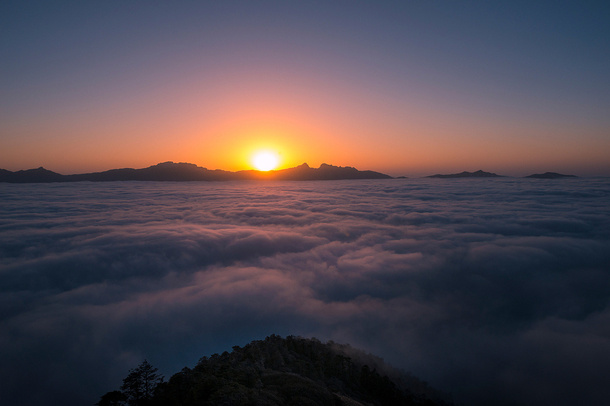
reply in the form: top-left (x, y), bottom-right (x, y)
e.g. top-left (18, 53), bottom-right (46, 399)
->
top-left (98, 335), bottom-right (453, 406)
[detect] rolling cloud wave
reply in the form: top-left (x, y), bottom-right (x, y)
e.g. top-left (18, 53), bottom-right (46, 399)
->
top-left (1, 178), bottom-right (609, 406)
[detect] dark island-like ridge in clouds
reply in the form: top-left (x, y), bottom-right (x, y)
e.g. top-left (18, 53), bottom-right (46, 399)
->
top-left (426, 170), bottom-right (503, 178)
top-left (0, 162), bottom-right (392, 183)
top-left (524, 172), bottom-right (577, 179)
top-left (426, 170), bottom-right (579, 179)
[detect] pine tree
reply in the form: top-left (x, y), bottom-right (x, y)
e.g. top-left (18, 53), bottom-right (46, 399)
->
top-left (120, 360), bottom-right (163, 406)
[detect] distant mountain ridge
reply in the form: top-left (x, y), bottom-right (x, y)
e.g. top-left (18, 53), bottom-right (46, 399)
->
top-left (427, 170), bottom-right (502, 178)
top-left (425, 170), bottom-right (578, 179)
top-left (0, 167), bottom-right (65, 183)
top-left (0, 162), bottom-right (392, 183)
top-left (525, 172), bottom-right (577, 179)
top-left (1, 164), bottom-right (581, 182)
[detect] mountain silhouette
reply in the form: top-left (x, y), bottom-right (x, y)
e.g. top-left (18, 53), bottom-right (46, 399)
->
top-left (524, 172), bottom-right (577, 179)
top-left (0, 162), bottom-right (392, 183)
top-left (238, 163), bottom-right (392, 181)
top-left (427, 170), bottom-right (502, 178)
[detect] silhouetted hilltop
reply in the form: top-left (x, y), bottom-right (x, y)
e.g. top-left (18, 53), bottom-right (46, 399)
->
top-left (427, 170), bottom-right (502, 178)
top-left (525, 172), bottom-right (577, 179)
top-left (97, 335), bottom-right (452, 406)
top-left (0, 162), bottom-right (391, 183)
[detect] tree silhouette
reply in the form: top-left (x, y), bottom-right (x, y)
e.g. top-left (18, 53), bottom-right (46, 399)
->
top-left (120, 360), bottom-right (163, 406)
top-left (95, 390), bottom-right (126, 406)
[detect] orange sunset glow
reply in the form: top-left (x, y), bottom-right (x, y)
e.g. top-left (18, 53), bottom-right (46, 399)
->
top-left (1, 0), bottom-right (609, 178)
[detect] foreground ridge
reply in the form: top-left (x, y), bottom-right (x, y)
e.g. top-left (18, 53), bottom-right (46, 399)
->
top-left (0, 162), bottom-right (392, 183)
top-left (97, 335), bottom-right (453, 406)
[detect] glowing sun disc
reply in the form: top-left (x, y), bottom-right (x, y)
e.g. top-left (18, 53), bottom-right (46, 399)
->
top-left (252, 151), bottom-right (279, 171)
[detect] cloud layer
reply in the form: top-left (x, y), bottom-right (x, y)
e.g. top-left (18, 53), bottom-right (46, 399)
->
top-left (1, 178), bottom-right (609, 405)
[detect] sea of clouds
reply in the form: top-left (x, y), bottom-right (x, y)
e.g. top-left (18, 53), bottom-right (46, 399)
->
top-left (1, 178), bottom-right (609, 406)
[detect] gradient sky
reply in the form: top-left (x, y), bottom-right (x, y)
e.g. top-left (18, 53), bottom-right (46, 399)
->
top-left (1, 0), bottom-right (609, 176)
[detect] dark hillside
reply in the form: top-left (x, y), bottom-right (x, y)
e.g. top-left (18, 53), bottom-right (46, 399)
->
top-left (98, 335), bottom-right (452, 406)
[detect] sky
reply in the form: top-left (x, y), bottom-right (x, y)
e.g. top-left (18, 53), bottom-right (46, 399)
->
top-left (1, 178), bottom-right (609, 406)
top-left (1, 0), bottom-right (609, 176)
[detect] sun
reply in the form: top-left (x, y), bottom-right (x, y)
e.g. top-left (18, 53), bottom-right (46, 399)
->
top-left (252, 150), bottom-right (280, 171)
